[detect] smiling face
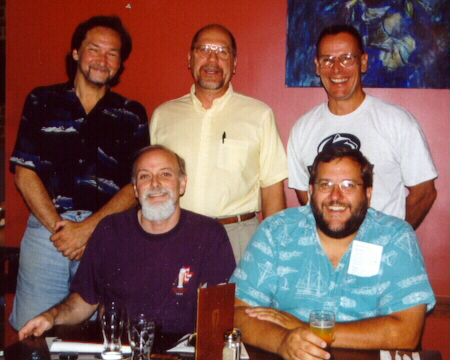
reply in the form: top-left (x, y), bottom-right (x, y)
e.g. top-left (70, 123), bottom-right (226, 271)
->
top-left (133, 149), bottom-right (187, 223)
top-left (315, 32), bottom-right (368, 113)
top-left (310, 157), bottom-right (372, 240)
top-left (72, 26), bottom-right (122, 87)
top-left (188, 26), bottom-right (237, 96)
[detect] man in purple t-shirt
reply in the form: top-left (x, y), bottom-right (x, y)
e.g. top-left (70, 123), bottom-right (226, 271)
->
top-left (18, 145), bottom-right (235, 337)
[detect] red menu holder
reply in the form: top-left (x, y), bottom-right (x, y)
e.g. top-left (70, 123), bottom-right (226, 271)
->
top-left (195, 283), bottom-right (235, 360)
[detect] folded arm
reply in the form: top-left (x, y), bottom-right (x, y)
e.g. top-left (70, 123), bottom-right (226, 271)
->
top-left (405, 180), bottom-right (437, 230)
top-left (234, 298), bottom-right (330, 360)
top-left (50, 183), bottom-right (138, 260)
top-left (243, 300), bottom-right (426, 351)
top-left (18, 292), bottom-right (98, 340)
top-left (332, 304), bottom-right (426, 350)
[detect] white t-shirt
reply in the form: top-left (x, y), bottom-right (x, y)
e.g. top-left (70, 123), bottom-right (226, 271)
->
top-left (288, 94), bottom-right (437, 219)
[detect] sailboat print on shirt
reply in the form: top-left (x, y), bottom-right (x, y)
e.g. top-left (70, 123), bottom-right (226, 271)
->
top-left (295, 261), bottom-right (328, 299)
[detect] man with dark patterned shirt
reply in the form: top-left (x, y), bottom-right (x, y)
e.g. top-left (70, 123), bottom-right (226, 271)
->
top-left (9, 15), bottom-right (149, 330)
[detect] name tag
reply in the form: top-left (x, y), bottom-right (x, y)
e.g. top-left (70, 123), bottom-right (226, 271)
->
top-left (348, 240), bottom-right (383, 277)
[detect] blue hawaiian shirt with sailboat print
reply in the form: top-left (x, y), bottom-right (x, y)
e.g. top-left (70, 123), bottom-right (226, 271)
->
top-left (230, 206), bottom-right (435, 322)
top-left (10, 82), bottom-right (149, 213)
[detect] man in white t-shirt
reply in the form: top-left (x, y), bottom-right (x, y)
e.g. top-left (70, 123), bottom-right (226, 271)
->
top-left (288, 24), bottom-right (437, 229)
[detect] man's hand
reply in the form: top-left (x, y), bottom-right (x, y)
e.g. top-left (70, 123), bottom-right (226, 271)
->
top-left (245, 307), bottom-right (305, 330)
top-left (50, 219), bottom-right (95, 260)
top-left (278, 326), bottom-right (330, 360)
top-left (18, 312), bottom-right (55, 340)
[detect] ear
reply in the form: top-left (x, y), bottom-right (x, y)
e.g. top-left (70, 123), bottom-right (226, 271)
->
top-left (187, 51), bottom-right (192, 69)
top-left (314, 57), bottom-right (321, 76)
top-left (365, 186), bottom-right (372, 205)
top-left (179, 175), bottom-right (187, 196)
top-left (72, 49), bottom-right (79, 61)
top-left (309, 184), bottom-right (315, 195)
top-left (133, 184), bottom-right (139, 199)
top-left (360, 53), bottom-right (369, 74)
top-left (232, 57), bottom-right (237, 74)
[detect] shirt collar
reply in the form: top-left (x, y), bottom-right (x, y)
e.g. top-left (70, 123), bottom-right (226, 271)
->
top-left (190, 83), bottom-right (234, 111)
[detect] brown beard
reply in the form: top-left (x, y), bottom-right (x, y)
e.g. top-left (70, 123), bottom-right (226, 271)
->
top-left (311, 197), bottom-right (369, 239)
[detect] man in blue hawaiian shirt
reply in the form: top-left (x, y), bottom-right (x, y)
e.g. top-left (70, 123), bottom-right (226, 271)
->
top-left (9, 15), bottom-right (149, 330)
top-left (232, 147), bottom-right (434, 360)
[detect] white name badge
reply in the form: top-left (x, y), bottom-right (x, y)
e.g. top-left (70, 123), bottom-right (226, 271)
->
top-left (348, 240), bottom-right (383, 277)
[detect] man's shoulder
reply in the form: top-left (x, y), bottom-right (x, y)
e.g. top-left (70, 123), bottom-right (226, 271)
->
top-left (262, 206), bottom-right (314, 229)
top-left (181, 209), bottom-right (225, 230)
top-left (153, 93), bottom-right (192, 112)
top-left (98, 207), bottom-right (137, 227)
top-left (230, 90), bottom-right (273, 110)
top-left (292, 101), bottom-right (328, 127)
top-left (363, 207), bottom-right (414, 235)
top-left (365, 94), bottom-right (415, 117)
top-left (107, 90), bottom-right (146, 110)
top-left (28, 82), bottom-right (73, 97)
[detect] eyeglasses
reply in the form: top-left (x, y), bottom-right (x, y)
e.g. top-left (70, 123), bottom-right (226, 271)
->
top-left (317, 53), bottom-right (360, 69)
top-left (193, 44), bottom-right (232, 60)
top-left (315, 180), bottom-right (363, 194)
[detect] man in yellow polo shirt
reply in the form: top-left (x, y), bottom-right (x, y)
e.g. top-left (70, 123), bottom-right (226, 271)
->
top-left (150, 24), bottom-right (288, 263)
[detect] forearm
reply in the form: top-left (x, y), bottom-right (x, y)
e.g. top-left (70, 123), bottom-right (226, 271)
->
top-left (52, 293), bottom-right (98, 326)
top-left (77, 183), bottom-right (138, 241)
top-left (86, 184), bottom-right (137, 229)
top-left (235, 306), bottom-right (288, 353)
top-left (261, 181), bottom-right (286, 218)
top-left (332, 305), bottom-right (426, 350)
top-left (15, 166), bottom-right (62, 233)
top-left (405, 181), bottom-right (437, 229)
top-left (295, 190), bottom-right (309, 206)
top-left (19, 292), bottom-right (98, 339)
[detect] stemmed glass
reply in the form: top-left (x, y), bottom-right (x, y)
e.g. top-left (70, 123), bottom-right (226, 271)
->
top-left (101, 302), bottom-right (125, 360)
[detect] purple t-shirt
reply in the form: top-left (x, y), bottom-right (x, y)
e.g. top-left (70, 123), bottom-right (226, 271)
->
top-left (71, 208), bottom-right (235, 333)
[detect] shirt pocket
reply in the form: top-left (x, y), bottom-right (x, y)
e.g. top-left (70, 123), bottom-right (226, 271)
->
top-left (218, 139), bottom-right (248, 172)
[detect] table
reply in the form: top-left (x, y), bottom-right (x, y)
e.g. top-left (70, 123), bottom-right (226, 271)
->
top-left (5, 322), bottom-right (442, 360)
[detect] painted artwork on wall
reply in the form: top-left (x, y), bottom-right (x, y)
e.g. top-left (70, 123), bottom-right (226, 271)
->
top-left (286, 0), bottom-right (449, 88)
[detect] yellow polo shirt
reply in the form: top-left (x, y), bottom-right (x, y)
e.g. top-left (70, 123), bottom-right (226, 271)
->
top-left (150, 84), bottom-right (288, 217)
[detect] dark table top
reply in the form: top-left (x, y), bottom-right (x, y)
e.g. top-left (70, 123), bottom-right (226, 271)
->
top-left (4, 322), bottom-right (442, 360)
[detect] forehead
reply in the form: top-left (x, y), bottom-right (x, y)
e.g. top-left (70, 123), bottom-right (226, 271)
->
top-left (316, 157), bottom-right (362, 180)
top-left (318, 32), bottom-right (359, 55)
top-left (196, 27), bottom-right (233, 47)
top-left (136, 150), bottom-right (179, 173)
top-left (83, 26), bottom-right (121, 46)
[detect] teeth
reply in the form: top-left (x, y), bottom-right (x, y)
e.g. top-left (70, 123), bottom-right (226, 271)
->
top-left (329, 205), bottom-right (346, 211)
top-left (331, 78), bottom-right (348, 83)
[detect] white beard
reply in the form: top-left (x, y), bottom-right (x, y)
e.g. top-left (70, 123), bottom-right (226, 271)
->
top-left (141, 189), bottom-right (176, 222)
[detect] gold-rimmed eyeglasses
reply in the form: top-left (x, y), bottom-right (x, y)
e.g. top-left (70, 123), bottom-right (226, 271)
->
top-left (193, 44), bottom-right (232, 60)
top-left (315, 180), bottom-right (363, 194)
top-left (317, 53), bottom-right (360, 69)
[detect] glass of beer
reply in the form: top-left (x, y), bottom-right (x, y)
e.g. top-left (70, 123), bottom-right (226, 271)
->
top-left (309, 310), bottom-right (335, 346)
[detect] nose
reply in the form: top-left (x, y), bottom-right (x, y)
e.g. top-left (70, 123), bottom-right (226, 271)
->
top-left (207, 50), bottom-right (219, 62)
top-left (150, 176), bottom-right (161, 188)
top-left (329, 183), bottom-right (344, 199)
top-left (97, 52), bottom-right (107, 66)
top-left (332, 59), bottom-right (343, 73)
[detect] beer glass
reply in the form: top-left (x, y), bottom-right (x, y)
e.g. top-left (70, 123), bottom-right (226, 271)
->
top-left (128, 313), bottom-right (155, 360)
top-left (309, 310), bottom-right (335, 346)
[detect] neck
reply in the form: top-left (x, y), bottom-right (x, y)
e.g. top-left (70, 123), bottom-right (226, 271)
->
top-left (194, 84), bottom-right (229, 110)
top-left (317, 228), bottom-right (356, 269)
top-left (137, 207), bottom-right (182, 234)
top-left (328, 90), bottom-right (366, 116)
top-left (74, 73), bottom-right (108, 114)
